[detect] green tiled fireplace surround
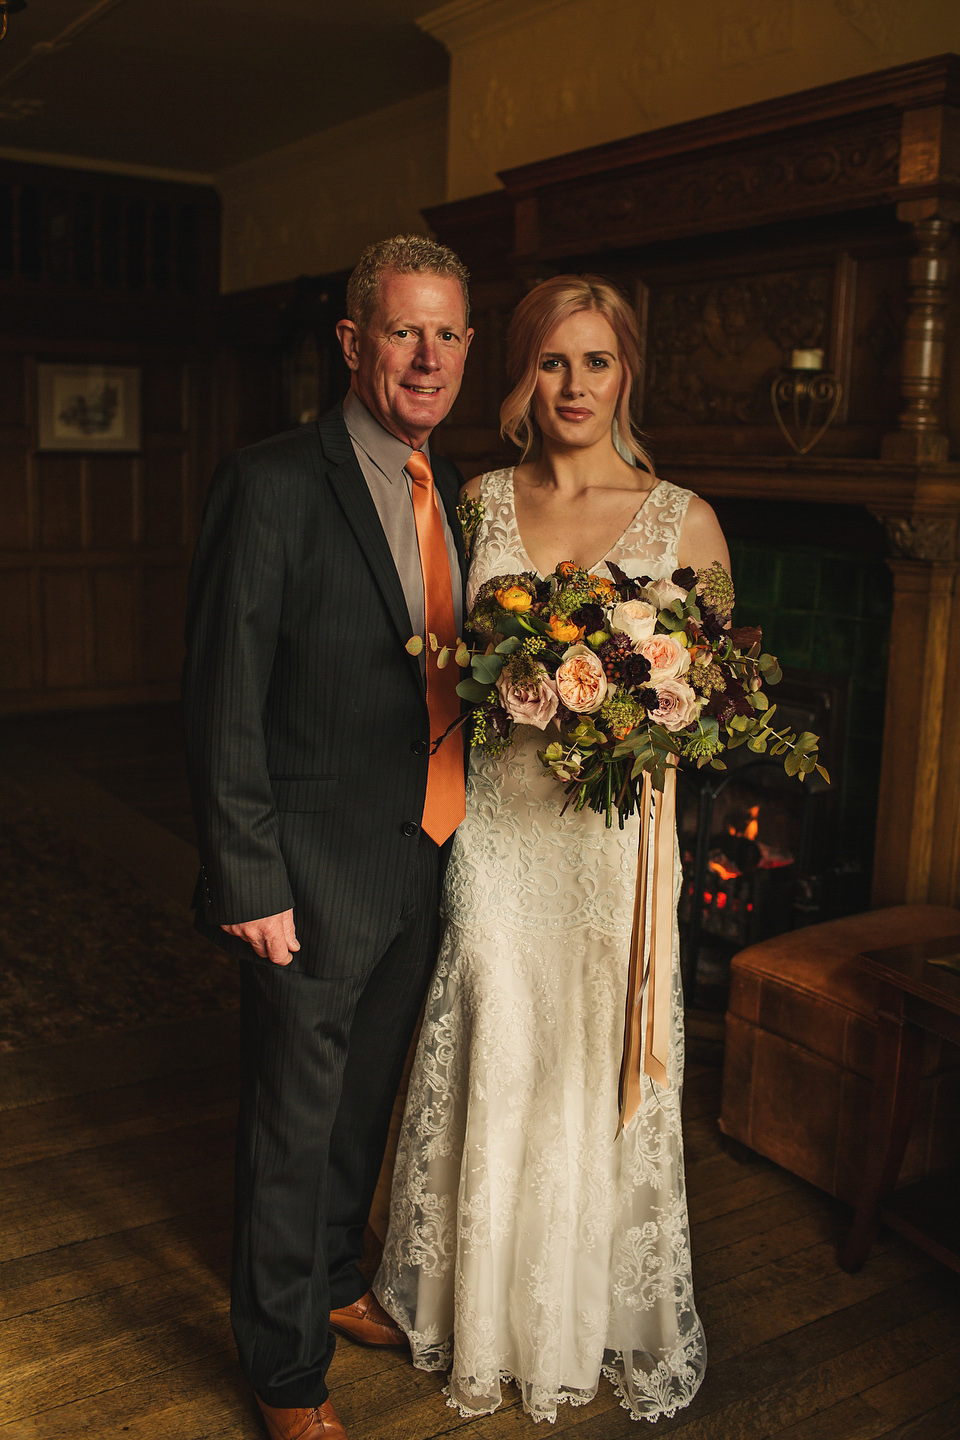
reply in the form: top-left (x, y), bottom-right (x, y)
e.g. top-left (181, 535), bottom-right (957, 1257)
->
top-left (730, 539), bottom-right (892, 874)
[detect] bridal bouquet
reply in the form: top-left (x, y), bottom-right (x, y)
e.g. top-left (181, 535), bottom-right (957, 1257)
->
top-left (425, 559), bottom-right (826, 828)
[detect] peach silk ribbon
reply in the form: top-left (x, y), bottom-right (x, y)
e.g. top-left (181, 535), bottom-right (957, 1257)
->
top-left (406, 449), bottom-right (465, 846)
top-left (617, 760), bottom-right (677, 1134)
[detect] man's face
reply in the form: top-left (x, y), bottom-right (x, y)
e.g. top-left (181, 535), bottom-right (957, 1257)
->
top-left (337, 269), bottom-right (473, 449)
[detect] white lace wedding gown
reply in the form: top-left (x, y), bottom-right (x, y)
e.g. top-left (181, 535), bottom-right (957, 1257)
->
top-left (375, 468), bottom-right (706, 1424)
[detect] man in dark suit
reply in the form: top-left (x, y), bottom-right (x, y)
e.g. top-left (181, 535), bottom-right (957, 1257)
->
top-left (182, 235), bottom-right (473, 1440)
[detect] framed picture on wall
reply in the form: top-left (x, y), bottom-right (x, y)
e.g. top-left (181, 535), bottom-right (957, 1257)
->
top-left (37, 364), bottom-right (141, 452)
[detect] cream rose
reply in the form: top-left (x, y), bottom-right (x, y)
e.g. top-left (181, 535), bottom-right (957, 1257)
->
top-left (555, 643), bottom-right (607, 714)
top-left (642, 577), bottom-right (688, 608)
top-left (636, 633), bottom-right (692, 683)
top-left (647, 678), bottom-right (698, 732)
top-left (610, 599), bottom-right (658, 645)
top-left (496, 662), bottom-right (559, 730)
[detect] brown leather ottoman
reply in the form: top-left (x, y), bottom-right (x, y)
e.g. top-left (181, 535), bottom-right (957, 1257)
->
top-left (719, 905), bottom-right (960, 1206)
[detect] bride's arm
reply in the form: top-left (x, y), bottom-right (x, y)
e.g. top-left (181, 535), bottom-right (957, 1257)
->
top-left (678, 495), bottom-right (730, 572)
top-left (460, 474), bottom-right (483, 500)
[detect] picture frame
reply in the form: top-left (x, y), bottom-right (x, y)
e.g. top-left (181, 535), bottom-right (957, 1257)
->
top-left (37, 363), bottom-right (141, 452)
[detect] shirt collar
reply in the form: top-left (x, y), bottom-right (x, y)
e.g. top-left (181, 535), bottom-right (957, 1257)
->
top-left (343, 388), bottom-right (431, 484)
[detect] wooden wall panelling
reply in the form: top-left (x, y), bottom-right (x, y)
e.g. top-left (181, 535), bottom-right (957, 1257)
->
top-left (0, 569), bottom-right (33, 692)
top-left (87, 455), bottom-right (136, 551)
top-left (0, 158), bottom-right (219, 714)
top-left (36, 453), bottom-right (84, 551)
top-left (41, 567), bottom-right (91, 691)
top-left (91, 567), bottom-right (140, 687)
top-left (141, 565), bottom-right (188, 686)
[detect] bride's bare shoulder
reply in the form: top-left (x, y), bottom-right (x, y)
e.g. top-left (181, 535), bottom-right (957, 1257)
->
top-left (459, 474), bottom-right (484, 500)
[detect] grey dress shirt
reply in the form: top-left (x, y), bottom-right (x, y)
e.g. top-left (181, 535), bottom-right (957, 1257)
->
top-left (343, 389), bottom-right (463, 642)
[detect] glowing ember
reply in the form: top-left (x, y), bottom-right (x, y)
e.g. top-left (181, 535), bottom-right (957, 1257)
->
top-left (708, 857), bottom-right (740, 882)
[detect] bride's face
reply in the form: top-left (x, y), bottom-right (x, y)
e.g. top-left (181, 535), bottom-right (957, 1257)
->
top-left (532, 309), bottom-right (624, 449)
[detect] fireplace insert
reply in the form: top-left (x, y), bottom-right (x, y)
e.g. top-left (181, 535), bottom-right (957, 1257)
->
top-left (677, 672), bottom-right (849, 1008)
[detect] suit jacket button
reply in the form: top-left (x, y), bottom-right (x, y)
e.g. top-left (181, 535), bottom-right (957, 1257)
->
top-left (401, 821), bottom-right (419, 837)
top-left (411, 740), bottom-right (428, 756)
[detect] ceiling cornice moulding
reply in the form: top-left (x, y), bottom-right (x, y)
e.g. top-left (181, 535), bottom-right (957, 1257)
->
top-left (416, 0), bottom-right (570, 49)
top-left (0, 143), bottom-right (213, 186)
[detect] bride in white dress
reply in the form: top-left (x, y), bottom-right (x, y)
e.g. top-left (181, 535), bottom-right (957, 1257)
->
top-left (375, 276), bottom-right (729, 1424)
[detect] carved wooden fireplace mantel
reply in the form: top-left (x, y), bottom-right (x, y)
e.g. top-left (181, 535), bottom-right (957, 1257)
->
top-left (426, 55), bottom-right (960, 911)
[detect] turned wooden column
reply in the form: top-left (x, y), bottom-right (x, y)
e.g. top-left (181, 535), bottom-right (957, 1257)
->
top-left (872, 520), bottom-right (960, 907)
top-left (881, 212), bottom-right (953, 465)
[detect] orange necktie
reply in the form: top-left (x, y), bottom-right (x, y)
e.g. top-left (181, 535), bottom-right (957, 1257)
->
top-left (406, 449), bottom-right (465, 844)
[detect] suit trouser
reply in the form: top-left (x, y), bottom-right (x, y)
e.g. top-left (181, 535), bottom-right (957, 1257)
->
top-left (231, 832), bottom-right (441, 1408)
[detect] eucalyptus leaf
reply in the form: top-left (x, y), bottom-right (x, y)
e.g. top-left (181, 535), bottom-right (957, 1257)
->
top-left (471, 654), bottom-right (504, 685)
top-left (657, 610), bottom-right (683, 631)
top-left (456, 678), bottom-right (495, 703)
top-left (405, 636), bottom-right (424, 656)
top-left (495, 635), bottom-right (523, 655)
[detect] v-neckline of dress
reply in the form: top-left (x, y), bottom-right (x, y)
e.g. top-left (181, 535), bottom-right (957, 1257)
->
top-left (506, 466), bottom-right (662, 579)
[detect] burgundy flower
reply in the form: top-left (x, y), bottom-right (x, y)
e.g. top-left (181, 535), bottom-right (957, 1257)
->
top-left (571, 602), bottom-right (605, 631)
top-left (620, 653), bottom-right (652, 689)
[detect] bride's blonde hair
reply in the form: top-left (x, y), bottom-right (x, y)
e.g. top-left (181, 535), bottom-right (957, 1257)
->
top-left (500, 275), bottom-right (652, 470)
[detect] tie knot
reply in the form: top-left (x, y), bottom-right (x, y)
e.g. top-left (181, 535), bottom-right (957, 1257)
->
top-left (406, 450), bottom-right (434, 488)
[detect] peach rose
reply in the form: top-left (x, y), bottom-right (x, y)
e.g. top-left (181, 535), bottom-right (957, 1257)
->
top-left (555, 643), bottom-right (607, 714)
top-left (496, 662), bottom-right (559, 729)
top-left (642, 577), bottom-right (688, 608)
top-left (636, 633), bottom-right (691, 683)
top-left (647, 678), bottom-right (698, 732)
top-left (610, 599), bottom-right (658, 645)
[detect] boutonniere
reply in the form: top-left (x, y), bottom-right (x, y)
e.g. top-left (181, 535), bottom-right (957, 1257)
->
top-left (456, 497), bottom-right (484, 561)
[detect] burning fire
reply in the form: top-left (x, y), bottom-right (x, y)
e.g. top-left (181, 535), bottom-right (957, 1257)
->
top-left (731, 804), bottom-right (760, 843)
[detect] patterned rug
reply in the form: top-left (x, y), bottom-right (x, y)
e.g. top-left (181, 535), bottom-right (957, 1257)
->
top-left (0, 780), bottom-right (238, 1052)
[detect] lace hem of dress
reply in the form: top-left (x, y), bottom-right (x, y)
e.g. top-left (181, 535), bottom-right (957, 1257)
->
top-left (402, 1334), bottom-right (702, 1426)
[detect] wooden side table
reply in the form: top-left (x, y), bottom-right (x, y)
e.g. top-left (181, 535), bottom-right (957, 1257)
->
top-left (839, 932), bottom-right (960, 1274)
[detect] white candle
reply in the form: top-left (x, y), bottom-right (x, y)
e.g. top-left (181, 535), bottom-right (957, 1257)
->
top-left (790, 348), bottom-right (824, 370)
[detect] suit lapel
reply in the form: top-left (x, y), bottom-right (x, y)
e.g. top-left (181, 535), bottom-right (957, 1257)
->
top-left (319, 408), bottom-right (420, 678)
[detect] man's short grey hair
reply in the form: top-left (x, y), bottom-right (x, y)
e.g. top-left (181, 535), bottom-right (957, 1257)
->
top-left (346, 235), bottom-right (470, 331)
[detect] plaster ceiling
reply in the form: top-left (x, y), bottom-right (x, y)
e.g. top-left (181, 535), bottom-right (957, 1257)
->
top-left (0, 0), bottom-right (448, 176)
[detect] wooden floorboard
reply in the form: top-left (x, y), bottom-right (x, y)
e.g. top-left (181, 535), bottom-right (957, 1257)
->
top-left (3, 1048), bottom-right (958, 1440)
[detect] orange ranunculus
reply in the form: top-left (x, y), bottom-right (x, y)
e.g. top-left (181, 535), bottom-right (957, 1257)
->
top-left (496, 585), bottom-right (533, 612)
top-left (590, 576), bottom-right (616, 599)
top-left (547, 614), bottom-right (584, 643)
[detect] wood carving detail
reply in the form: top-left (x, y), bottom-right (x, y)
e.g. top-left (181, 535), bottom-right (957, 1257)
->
top-left (881, 516), bottom-right (958, 563)
top-left (536, 115), bottom-right (900, 252)
top-left (645, 269), bottom-right (832, 425)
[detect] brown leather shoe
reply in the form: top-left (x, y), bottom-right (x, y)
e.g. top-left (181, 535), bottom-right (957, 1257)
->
top-left (328, 1290), bottom-right (407, 1347)
top-left (255, 1395), bottom-right (347, 1440)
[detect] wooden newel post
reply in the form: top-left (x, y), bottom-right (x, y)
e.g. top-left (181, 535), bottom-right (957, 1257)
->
top-left (881, 213), bottom-right (953, 465)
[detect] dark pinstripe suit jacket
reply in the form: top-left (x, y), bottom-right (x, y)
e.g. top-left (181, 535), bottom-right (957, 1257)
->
top-left (181, 402), bottom-right (466, 978)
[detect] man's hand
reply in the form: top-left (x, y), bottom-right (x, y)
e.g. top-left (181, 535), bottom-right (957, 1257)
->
top-left (221, 909), bottom-right (300, 966)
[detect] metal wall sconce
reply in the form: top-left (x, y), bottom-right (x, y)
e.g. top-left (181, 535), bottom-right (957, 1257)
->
top-left (0, 0), bottom-right (27, 43)
top-left (771, 349), bottom-right (842, 456)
